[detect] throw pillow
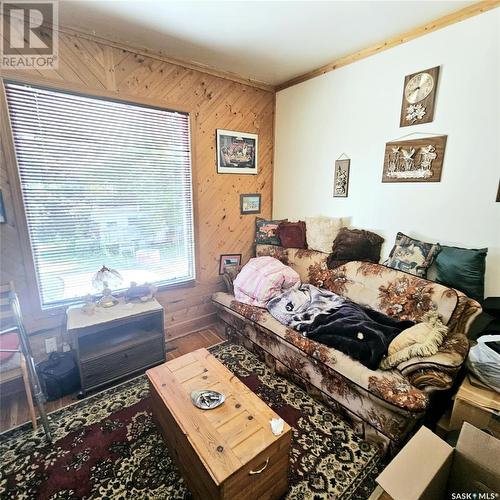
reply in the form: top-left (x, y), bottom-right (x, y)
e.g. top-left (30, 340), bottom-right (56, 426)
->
top-left (385, 232), bottom-right (441, 278)
top-left (380, 311), bottom-right (448, 370)
top-left (435, 245), bottom-right (488, 302)
top-left (255, 218), bottom-right (287, 246)
top-left (327, 228), bottom-right (384, 269)
top-left (277, 221), bottom-right (308, 249)
top-left (305, 216), bottom-right (345, 253)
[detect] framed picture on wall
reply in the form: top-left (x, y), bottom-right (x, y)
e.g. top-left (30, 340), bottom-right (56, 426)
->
top-left (240, 193), bottom-right (261, 214)
top-left (217, 129), bottom-right (258, 174)
top-left (219, 254), bottom-right (242, 275)
top-left (333, 159), bottom-right (350, 197)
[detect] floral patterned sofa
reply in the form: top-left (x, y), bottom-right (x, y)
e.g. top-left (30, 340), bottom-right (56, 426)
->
top-left (212, 244), bottom-right (482, 453)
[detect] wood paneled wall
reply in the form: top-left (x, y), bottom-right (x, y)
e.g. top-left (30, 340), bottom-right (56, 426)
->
top-left (0, 27), bottom-right (274, 352)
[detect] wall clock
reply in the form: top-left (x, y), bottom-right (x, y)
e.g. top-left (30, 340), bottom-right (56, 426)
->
top-left (400, 66), bottom-right (439, 127)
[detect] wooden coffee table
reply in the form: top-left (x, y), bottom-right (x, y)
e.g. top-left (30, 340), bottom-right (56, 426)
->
top-left (146, 348), bottom-right (291, 500)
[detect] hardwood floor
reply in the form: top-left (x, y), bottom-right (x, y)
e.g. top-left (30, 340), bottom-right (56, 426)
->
top-left (0, 326), bottom-right (224, 433)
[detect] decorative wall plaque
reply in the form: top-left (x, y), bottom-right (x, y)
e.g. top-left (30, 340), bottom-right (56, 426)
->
top-left (382, 135), bottom-right (447, 183)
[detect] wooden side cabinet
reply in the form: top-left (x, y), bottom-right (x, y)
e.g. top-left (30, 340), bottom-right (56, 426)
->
top-left (67, 299), bottom-right (165, 395)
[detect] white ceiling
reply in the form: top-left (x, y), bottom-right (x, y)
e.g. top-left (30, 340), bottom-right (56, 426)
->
top-left (60, 0), bottom-right (473, 86)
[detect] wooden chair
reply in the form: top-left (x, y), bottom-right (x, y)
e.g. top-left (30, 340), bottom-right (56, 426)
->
top-left (0, 283), bottom-right (52, 441)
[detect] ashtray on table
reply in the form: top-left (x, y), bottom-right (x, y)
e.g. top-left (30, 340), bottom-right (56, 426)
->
top-left (191, 390), bottom-right (225, 410)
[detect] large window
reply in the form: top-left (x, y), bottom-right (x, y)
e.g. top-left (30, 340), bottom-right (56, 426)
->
top-left (5, 82), bottom-right (195, 308)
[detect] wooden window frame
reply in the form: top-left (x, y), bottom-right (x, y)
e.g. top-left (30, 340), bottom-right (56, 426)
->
top-left (0, 75), bottom-right (200, 330)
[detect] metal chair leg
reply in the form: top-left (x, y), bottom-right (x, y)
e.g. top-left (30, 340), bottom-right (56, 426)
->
top-left (19, 354), bottom-right (38, 430)
top-left (9, 292), bottom-right (53, 443)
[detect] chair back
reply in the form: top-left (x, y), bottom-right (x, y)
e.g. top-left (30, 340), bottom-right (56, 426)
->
top-left (0, 282), bottom-right (16, 332)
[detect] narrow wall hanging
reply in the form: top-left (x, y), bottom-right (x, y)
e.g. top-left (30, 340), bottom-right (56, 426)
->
top-left (382, 134), bottom-right (447, 183)
top-left (400, 66), bottom-right (440, 127)
top-left (217, 129), bottom-right (258, 174)
top-left (333, 154), bottom-right (350, 197)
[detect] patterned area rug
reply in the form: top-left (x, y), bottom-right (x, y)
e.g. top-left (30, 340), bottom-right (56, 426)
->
top-left (0, 342), bottom-right (384, 499)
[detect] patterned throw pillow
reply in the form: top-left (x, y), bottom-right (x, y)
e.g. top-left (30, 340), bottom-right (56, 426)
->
top-left (255, 218), bottom-right (287, 245)
top-left (385, 232), bottom-right (441, 278)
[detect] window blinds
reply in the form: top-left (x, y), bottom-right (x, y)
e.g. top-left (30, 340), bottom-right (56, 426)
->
top-left (4, 81), bottom-right (195, 308)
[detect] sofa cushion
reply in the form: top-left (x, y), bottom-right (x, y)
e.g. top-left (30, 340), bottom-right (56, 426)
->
top-left (327, 228), bottom-right (384, 269)
top-left (385, 232), bottom-right (441, 278)
top-left (256, 244), bottom-right (478, 333)
top-left (212, 291), bottom-right (428, 413)
top-left (307, 261), bottom-right (459, 325)
top-left (255, 218), bottom-right (286, 245)
top-left (305, 216), bottom-right (345, 254)
top-left (256, 245), bottom-right (328, 283)
top-left (435, 245), bottom-right (487, 303)
top-left (380, 311), bottom-right (448, 370)
top-left (277, 221), bottom-right (307, 249)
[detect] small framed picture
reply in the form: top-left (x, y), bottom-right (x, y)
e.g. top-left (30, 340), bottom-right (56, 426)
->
top-left (240, 193), bottom-right (261, 215)
top-left (217, 129), bottom-right (258, 174)
top-left (334, 159), bottom-right (350, 197)
top-left (219, 253), bottom-right (242, 275)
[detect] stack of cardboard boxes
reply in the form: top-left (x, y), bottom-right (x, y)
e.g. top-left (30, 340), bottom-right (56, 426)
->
top-left (437, 375), bottom-right (500, 439)
top-left (374, 423), bottom-right (499, 500)
top-left (373, 374), bottom-right (500, 500)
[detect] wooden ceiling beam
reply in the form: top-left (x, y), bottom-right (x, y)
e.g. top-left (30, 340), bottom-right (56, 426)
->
top-left (276, 0), bottom-right (500, 92)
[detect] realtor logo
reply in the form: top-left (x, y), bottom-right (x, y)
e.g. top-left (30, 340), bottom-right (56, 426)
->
top-left (1, 1), bottom-right (59, 69)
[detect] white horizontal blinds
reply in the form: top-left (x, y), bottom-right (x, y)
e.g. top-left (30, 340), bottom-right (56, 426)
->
top-left (5, 82), bottom-right (195, 307)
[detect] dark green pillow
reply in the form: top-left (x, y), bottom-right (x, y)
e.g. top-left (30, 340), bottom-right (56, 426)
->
top-left (435, 246), bottom-right (487, 302)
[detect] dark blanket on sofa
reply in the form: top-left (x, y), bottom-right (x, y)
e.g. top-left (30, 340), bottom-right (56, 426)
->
top-left (268, 284), bottom-right (414, 369)
top-left (305, 303), bottom-right (414, 369)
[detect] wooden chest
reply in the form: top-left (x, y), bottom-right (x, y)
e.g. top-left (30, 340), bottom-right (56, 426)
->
top-left (147, 348), bottom-right (291, 500)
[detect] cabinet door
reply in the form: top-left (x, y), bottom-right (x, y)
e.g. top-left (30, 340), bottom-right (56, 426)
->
top-left (82, 337), bottom-right (164, 390)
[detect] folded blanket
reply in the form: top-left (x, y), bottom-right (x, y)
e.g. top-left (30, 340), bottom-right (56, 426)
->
top-left (268, 284), bottom-right (414, 369)
top-left (234, 256), bottom-right (300, 308)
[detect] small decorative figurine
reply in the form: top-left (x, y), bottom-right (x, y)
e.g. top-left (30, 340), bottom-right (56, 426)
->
top-left (81, 294), bottom-right (96, 315)
top-left (97, 281), bottom-right (118, 308)
top-left (124, 281), bottom-right (157, 302)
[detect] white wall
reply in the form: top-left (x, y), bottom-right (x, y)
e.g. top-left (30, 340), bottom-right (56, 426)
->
top-left (274, 9), bottom-right (500, 297)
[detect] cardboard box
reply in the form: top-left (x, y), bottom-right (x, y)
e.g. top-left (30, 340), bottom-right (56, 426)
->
top-left (376, 423), bottom-right (500, 500)
top-left (449, 375), bottom-right (500, 439)
top-left (435, 410), bottom-right (452, 439)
